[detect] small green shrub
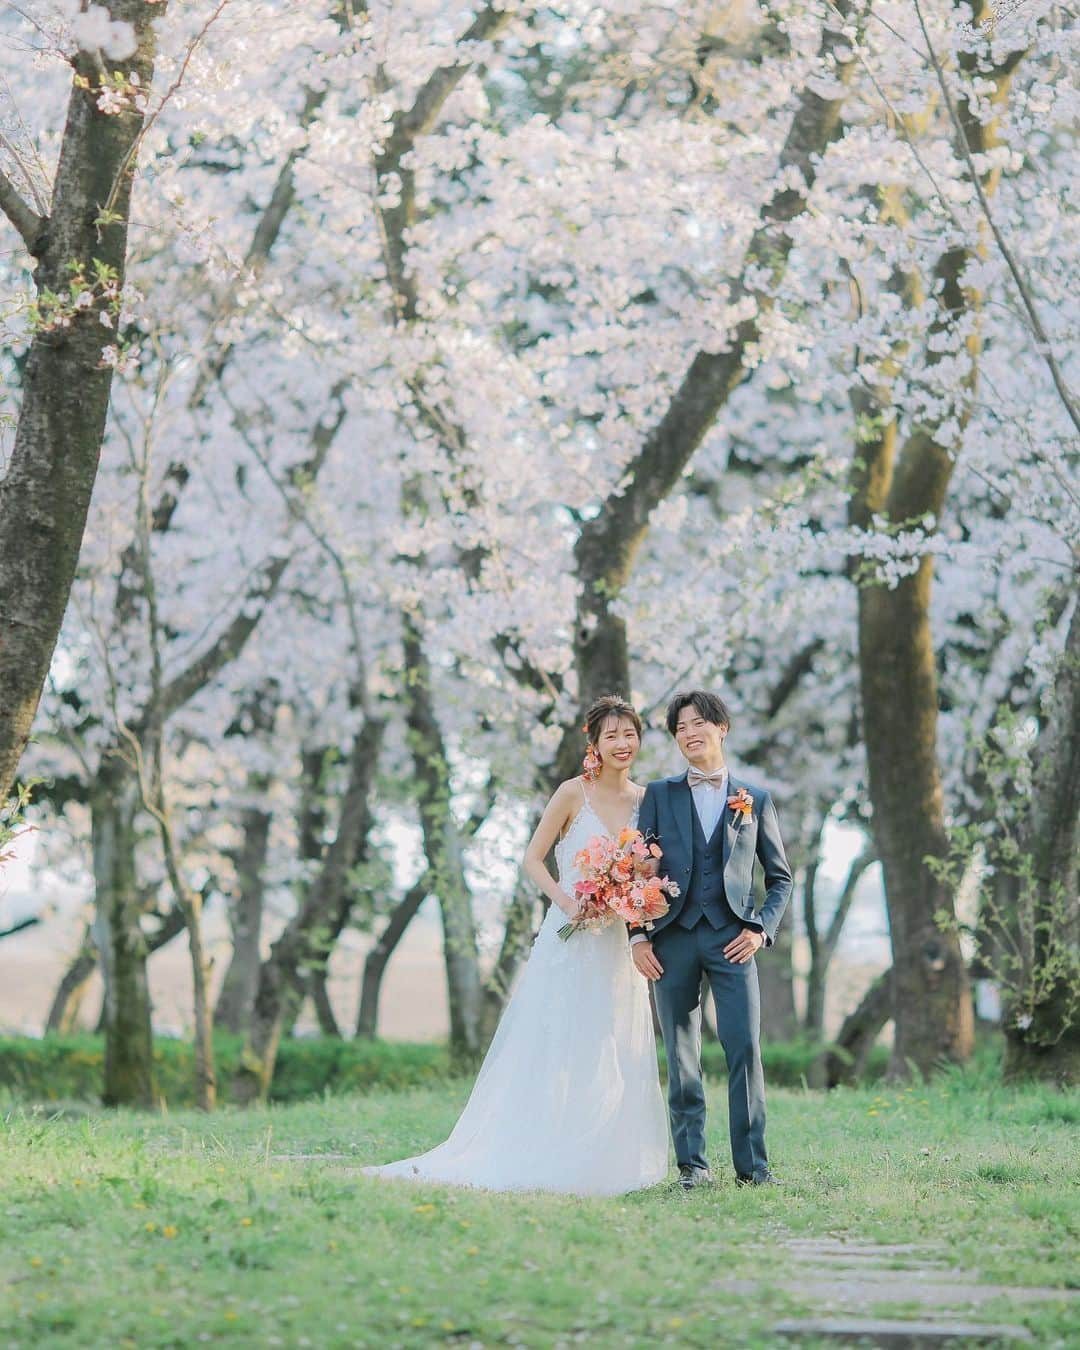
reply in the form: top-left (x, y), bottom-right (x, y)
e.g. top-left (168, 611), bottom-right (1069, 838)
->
top-left (0, 1033), bottom-right (455, 1107)
top-left (658, 1037), bottom-right (889, 1088)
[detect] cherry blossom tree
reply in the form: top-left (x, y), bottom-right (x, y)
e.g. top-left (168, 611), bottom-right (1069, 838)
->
top-left (0, 1), bottom-right (170, 803)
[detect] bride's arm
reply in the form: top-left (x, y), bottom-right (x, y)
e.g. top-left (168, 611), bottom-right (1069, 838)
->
top-left (522, 781), bottom-right (582, 917)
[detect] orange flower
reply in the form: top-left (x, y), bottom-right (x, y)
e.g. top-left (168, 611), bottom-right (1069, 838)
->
top-left (727, 788), bottom-right (754, 821)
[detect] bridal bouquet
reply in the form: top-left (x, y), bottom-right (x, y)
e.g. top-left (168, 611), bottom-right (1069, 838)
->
top-left (557, 827), bottom-right (680, 940)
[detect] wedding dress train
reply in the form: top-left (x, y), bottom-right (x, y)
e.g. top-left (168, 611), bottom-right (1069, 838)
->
top-left (362, 795), bottom-right (670, 1195)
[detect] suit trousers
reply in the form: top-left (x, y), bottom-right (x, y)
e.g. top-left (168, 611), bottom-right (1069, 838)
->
top-left (651, 917), bottom-right (768, 1177)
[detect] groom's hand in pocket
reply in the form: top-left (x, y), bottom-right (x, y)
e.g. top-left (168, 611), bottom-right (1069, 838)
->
top-left (723, 928), bottom-right (765, 964)
top-left (631, 941), bottom-right (664, 981)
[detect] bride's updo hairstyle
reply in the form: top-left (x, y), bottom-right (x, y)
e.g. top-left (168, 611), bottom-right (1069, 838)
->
top-left (581, 694), bottom-right (642, 780)
top-left (583, 694), bottom-right (642, 745)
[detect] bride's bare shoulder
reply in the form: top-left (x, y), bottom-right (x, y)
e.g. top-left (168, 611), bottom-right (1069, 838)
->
top-left (553, 776), bottom-right (585, 799)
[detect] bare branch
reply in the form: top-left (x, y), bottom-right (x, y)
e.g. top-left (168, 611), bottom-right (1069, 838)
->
top-left (0, 165), bottom-right (46, 254)
top-left (152, 552), bottom-right (291, 724)
top-left (824, 843), bottom-right (877, 958)
top-left (374, 2), bottom-right (515, 318)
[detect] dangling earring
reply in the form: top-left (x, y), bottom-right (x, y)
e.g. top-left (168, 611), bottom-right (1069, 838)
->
top-left (582, 744), bottom-right (602, 782)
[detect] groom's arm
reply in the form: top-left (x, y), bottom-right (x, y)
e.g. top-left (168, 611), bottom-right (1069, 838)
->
top-left (628, 782), bottom-right (659, 947)
top-left (754, 791), bottom-right (793, 946)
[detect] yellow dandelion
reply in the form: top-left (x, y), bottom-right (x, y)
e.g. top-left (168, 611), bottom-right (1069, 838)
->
top-left (162, 1225), bottom-right (178, 1239)
top-left (224, 1310), bottom-right (239, 1322)
top-left (144, 1222), bottom-right (157, 1233)
top-left (466, 1246), bottom-right (480, 1256)
top-left (29, 1257), bottom-right (43, 1269)
top-left (413, 1203), bottom-right (437, 1215)
top-left (239, 1216), bottom-right (253, 1227)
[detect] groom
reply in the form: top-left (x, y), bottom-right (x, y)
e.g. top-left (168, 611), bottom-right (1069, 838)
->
top-left (633, 690), bottom-right (792, 1188)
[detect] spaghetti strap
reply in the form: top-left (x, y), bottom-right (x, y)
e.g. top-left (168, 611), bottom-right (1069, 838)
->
top-left (558, 778), bottom-right (588, 845)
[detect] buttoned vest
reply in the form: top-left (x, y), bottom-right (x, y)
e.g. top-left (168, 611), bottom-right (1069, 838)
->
top-left (676, 804), bottom-right (740, 931)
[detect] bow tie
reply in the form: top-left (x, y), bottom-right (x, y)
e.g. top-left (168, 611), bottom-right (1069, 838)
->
top-left (687, 768), bottom-right (727, 789)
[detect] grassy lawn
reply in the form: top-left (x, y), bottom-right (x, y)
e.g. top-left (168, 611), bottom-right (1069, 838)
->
top-left (2, 1066), bottom-right (1077, 1348)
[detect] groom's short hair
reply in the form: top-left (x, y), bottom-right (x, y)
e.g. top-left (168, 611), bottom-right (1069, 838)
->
top-left (666, 690), bottom-right (732, 737)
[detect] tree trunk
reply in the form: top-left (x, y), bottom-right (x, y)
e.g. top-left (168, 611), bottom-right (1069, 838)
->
top-left (402, 612), bottom-right (483, 1065)
top-left (1003, 593), bottom-right (1080, 1086)
top-left (233, 714), bottom-right (384, 1103)
top-left (825, 971), bottom-right (893, 1089)
top-left (91, 755), bottom-right (154, 1108)
top-left (758, 917), bottom-right (798, 1042)
top-left (46, 927), bottom-right (98, 1033)
top-left (356, 875), bottom-right (430, 1038)
top-left (214, 802), bottom-right (271, 1034)
top-left (846, 2), bottom-right (1031, 1080)
top-left (182, 887), bottom-right (216, 1110)
top-left (310, 971), bottom-right (341, 1038)
top-left (49, 901), bottom-right (186, 1037)
top-left (0, 1), bottom-right (166, 801)
top-left (479, 875), bottom-right (538, 1046)
top-left (804, 842), bottom-right (876, 1045)
top-left (858, 571), bottom-right (974, 1077)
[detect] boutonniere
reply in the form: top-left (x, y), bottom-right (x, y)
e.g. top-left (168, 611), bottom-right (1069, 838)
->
top-left (727, 788), bottom-right (754, 824)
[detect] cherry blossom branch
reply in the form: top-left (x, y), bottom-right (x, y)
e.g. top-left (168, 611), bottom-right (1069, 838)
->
top-left (102, 0), bottom-right (233, 221)
top-left (220, 381), bottom-right (371, 702)
top-left (373, 1), bottom-right (515, 318)
top-left (187, 86), bottom-right (330, 408)
top-left (574, 0), bottom-right (864, 585)
top-left (910, 0), bottom-right (1079, 438)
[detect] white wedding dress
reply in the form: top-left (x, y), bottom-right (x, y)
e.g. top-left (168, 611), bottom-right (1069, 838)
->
top-left (362, 791), bottom-right (670, 1195)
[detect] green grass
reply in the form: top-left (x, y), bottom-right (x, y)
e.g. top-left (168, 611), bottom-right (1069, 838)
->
top-left (2, 1073), bottom-right (1077, 1348)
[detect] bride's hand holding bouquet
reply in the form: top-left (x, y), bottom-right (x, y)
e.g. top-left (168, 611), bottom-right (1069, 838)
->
top-left (558, 826), bottom-right (680, 940)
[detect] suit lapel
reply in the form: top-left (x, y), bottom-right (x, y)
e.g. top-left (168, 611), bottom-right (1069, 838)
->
top-left (669, 772), bottom-right (693, 859)
top-left (721, 773), bottom-right (742, 869)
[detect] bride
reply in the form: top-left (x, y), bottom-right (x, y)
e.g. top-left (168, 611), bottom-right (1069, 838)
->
top-left (362, 694), bottom-right (670, 1195)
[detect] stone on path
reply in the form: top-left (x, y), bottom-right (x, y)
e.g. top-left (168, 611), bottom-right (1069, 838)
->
top-left (772, 1316), bottom-right (1033, 1345)
top-left (750, 1237), bottom-right (1069, 1346)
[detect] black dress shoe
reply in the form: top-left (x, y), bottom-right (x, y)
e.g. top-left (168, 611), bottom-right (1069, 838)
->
top-left (736, 1168), bottom-right (782, 1186)
top-left (678, 1165), bottom-right (715, 1190)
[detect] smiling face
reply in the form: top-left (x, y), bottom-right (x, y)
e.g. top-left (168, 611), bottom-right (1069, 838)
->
top-left (674, 706), bottom-right (727, 771)
top-left (595, 714), bottom-right (641, 771)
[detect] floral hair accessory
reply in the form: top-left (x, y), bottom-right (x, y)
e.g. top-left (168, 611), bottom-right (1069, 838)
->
top-left (581, 744), bottom-right (602, 781)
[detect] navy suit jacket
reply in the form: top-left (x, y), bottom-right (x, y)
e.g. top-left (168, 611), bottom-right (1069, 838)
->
top-left (636, 770), bottom-right (793, 945)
